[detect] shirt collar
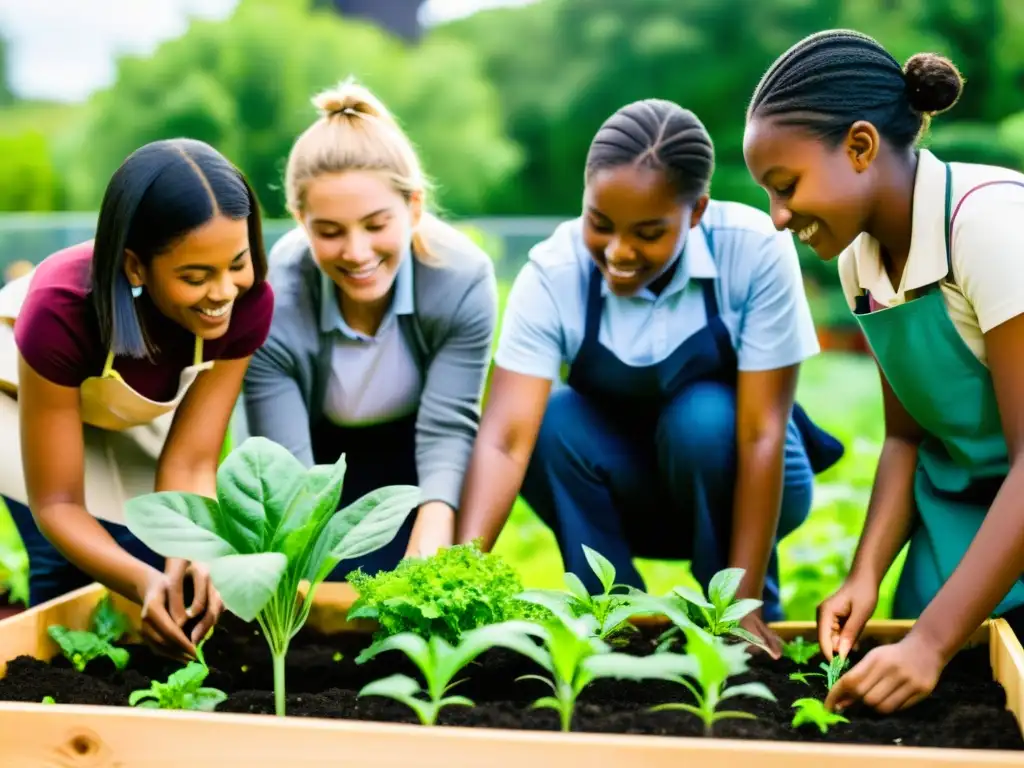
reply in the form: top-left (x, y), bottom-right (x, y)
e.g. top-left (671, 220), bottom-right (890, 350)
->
top-left (854, 148), bottom-right (948, 302)
top-left (318, 249), bottom-right (415, 339)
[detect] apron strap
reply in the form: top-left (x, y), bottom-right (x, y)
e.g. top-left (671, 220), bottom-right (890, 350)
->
top-left (101, 335), bottom-right (204, 381)
top-left (193, 335), bottom-right (204, 366)
top-left (697, 222), bottom-right (720, 321)
top-left (582, 265), bottom-right (603, 345)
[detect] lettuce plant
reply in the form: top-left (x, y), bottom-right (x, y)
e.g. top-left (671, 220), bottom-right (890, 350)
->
top-left (347, 541), bottom-right (537, 644)
top-left (46, 592), bottom-right (132, 672)
top-left (650, 624), bottom-right (776, 736)
top-left (123, 436), bottom-right (421, 716)
top-left (129, 633), bottom-right (226, 712)
top-left (355, 621), bottom-right (545, 725)
top-left (791, 697), bottom-right (849, 733)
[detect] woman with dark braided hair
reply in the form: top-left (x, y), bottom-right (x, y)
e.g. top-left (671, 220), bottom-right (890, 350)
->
top-left (745, 29), bottom-right (1024, 713)
top-left (456, 99), bottom-right (842, 654)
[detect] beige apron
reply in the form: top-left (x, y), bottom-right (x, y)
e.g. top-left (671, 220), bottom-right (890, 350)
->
top-left (0, 270), bottom-right (213, 524)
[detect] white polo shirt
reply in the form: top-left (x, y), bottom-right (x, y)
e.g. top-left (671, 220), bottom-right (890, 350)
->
top-left (839, 149), bottom-right (1024, 366)
top-left (495, 199), bottom-right (820, 380)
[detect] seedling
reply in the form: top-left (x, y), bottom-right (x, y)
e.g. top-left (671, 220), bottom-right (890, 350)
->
top-left (789, 671), bottom-right (824, 685)
top-left (516, 544), bottom-right (650, 642)
top-left (129, 633), bottom-right (226, 712)
top-left (123, 436), bottom-right (421, 716)
top-left (41, 696), bottom-right (55, 704)
top-left (789, 655), bottom-right (849, 690)
top-left (782, 636), bottom-right (820, 665)
top-left (508, 599), bottom-right (694, 732)
top-left (791, 697), bottom-right (849, 733)
top-left (650, 623), bottom-right (776, 736)
top-left (355, 621), bottom-right (546, 725)
top-left (46, 592), bottom-right (132, 673)
top-left (636, 568), bottom-right (768, 653)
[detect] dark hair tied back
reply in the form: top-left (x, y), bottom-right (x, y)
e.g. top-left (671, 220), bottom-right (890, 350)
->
top-left (903, 52), bottom-right (963, 115)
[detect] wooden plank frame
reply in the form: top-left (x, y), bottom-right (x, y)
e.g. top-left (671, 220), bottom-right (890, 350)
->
top-left (0, 582), bottom-right (1023, 767)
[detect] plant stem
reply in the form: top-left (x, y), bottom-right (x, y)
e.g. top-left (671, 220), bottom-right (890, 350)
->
top-left (273, 651), bottom-right (286, 717)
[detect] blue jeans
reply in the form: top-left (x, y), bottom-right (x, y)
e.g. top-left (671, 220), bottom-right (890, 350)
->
top-left (520, 380), bottom-right (814, 621)
top-left (3, 497), bottom-right (164, 607)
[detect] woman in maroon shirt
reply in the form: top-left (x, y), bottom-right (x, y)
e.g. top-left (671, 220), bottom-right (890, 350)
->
top-left (0, 138), bottom-right (274, 659)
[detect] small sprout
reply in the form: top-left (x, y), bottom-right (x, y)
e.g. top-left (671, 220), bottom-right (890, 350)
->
top-left (47, 626), bottom-right (129, 673)
top-left (129, 633), bottom-right (226, 712)
top-left (821, 655), bottom-right (849, 690)
top-left (41, 696), bottom-right (55, 704)
top-left (650, 624), bottom-right (776, 736)
top-left (782, 636), bottom-right (820, 665)
top-left (332, 652), bottom-right (343, 662)
top-left (789, 671), bottom-right (825, 685)
top-left (791, 697), bottom-right (849, 733)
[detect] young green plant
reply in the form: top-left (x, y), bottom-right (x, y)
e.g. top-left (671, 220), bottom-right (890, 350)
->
top-left (123, 436), bottom-right (421, 717)
top-left (781, 636), bottom-right (820, 665)
top-left (129, 633), bottom-right (226, 712)
top-left (355, 621), bottom-right (547, 725)
top-left (791, 697), bottom-right (849, 733)
top-left (650, 624), bottom-right (776, 736)
top-left (509, 598), bottom-right (695, 732)
top-left (46, 592), bottom-right (132, 672)
top-left (789, 654), bottom-right (849, 689)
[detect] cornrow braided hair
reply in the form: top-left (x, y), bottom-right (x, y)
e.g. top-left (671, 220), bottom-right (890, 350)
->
top-left (747, 29), bottom-right (964, 148)
top-left (586, 99), bottom-right (715, 200)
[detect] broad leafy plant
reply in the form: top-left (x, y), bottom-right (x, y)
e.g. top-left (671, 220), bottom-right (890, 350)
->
top-left (355, 621), bottom-right (546, 725)
top-left (650, 624), bottom-right (776, 736)
top-left (509, 599), bottom-right (694, 732)
top-left (129, 633), bottom-right (226, 712)
top-left (516, 544), bottom-right (649, 642)
top-left (791, 697), bottom-right (849, 733)
top-left (123, 436), bottom-right (421, 716)
top-left (46, 592), bottom-right (132, 672)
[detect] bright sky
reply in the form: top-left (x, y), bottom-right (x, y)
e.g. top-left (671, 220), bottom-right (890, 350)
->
top-left (0, 0), bottom-right (537, 102)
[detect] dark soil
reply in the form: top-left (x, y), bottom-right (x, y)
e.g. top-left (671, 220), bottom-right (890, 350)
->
top-left (1, 615), bottom-right (1021, 750)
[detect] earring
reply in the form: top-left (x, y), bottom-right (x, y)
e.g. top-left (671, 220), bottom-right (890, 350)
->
top-left (131, 284), bottom-right (143, 299)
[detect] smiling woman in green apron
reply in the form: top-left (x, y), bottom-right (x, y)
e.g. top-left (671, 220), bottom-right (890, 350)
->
top-left (744, 29), bottom-right (1024, 713)
top-left (243, 80), bottom-right (496, 574)
top-left (455, 98), bottom-right (843, 656)
top-left (0, 138), bottom-right (274, 658)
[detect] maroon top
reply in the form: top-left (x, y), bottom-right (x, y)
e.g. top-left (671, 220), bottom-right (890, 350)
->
top-left (14, 243), bottom-right (274, 401)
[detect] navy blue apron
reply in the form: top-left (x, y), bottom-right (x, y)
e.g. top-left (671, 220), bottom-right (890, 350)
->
top-left (309, 410), bottom-right (419, 580)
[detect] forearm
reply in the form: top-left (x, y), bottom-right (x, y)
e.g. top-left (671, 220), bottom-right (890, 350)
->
top-left (728, 431), bottom-right (786, 600)
top-left (455, 442), bottom-right (528, 552)
top-left (911, 463), bottom-right (1024, 662)
top-left (846, 435), bottom-right (919, 586)
top-left (34, 503), bottom-right (155, 604)
top-left (155, 458), bottom-right (217, 498)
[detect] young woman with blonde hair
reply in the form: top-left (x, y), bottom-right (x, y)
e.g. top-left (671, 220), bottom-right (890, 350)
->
top-left (244, 79), bottom-right (497, 575)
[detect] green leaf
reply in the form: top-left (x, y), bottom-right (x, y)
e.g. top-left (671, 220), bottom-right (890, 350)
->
top-left (720, 598), bottom-right (763, 624)
top-left (671, 584), bottom-right (714, 610)
top-left (445, 621), bottom-right (548, 680)
top-left (707, 568), bottom-right (745, 611)
top-left (307, 485), bottom-right (421, 582)
top-left (355, 632), bottom-right (431, 670)
top-left (123, 492), bottom-right (236, 562)
top-left (107, 646), bottom-right (130, 670)
top-left (581, 545), bottom-right (616, 594)
top-left (563, 572), bottom-right (590, 602)
top-left (128, 689), bottom-right (155, 707)
top-left (359, 673), bottom-right (422, 700)
top-left (215, 437), bottom-right (308, 553)
top-left (721, 682), bottom-right (776, 702)
top-left (272, 457), bottom-right (348, 559)
top-left (192, 688), bottom-right (227, 712)
top-left (515, 589), bottom-right (575, 619)
top-left (728, 626), bottom-right (771, 652)
top-left (207, 552), bottom-right (287, 622)
top-left (584, 651), bottom-right (697, 683)
top-left (89, 594), bottom-right (130, 643)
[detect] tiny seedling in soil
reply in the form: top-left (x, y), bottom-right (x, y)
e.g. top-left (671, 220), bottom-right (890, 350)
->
top-left (355, 621), bottom-right (547, 725)
top-left (508, 599), bottom-right (694, 732)
top-left (781, 636), bottom-right (820, 665)
top-left (790, 655), bottom-right (849, 690)
top-left (791, 697), bottom-right (850, 733)
top-left (123, 436), bottom-right (421, 717)
top-left (41, 696), bottom-right (55, 704)
top-left (516, 544), bottom-right (654, 642)
top-left (46, 593), bottom-right (132, 673)
top-left (650, 623), bottom-right (776, 736)
top-left (129, 633), bottom-right (226, 712)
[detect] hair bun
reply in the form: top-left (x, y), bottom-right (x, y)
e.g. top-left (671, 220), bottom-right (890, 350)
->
top-left (312, 78), bottom-right (393, 124)
top-left (903, 52), bottom-right (964, 115)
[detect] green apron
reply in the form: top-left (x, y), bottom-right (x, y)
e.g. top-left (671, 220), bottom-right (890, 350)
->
top-left (853, 162), bottom-right (1024, 618)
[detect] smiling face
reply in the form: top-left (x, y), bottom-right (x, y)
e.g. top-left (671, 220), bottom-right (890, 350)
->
top-left (298, 170), bottom-right (420, 309)
top-left (125, 213), bottom-right (254, 340)
top-left (742, 116), bottom-right (876, 261)
top-left (583, 164), bottom-right (705, 297)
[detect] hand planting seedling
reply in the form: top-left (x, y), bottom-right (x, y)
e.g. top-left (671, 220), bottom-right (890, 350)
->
top-left (515, 544), bottom-right (652, 642)
top-left (650, 623), bottom-right (776, 736)
top-left (46, 594), bottom-right (132, 673)
top-left (129, 632), bottom-right (226, 712)
top-left (355, 621), bottom-right (547, 725)
top-left (791, 697), bottom-right (849, 733)
top-left (508, 598), bottom-right (695, 732)
top-left (347, 541), bottom-right (539, 645)
top-left (123, 436), bottom-right (422, 716)
top-left (781, 636), bottom-right (820, 665)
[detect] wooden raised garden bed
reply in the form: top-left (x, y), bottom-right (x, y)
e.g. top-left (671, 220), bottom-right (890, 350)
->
top-left (0, 582), bottom-right (1022, 767)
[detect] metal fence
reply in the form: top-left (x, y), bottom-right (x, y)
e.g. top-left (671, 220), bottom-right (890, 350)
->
top-left (0, 212), bottom-right (567, 284)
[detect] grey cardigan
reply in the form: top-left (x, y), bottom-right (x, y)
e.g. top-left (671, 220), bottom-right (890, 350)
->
top-left (242, 225), bottom-right (498, 510)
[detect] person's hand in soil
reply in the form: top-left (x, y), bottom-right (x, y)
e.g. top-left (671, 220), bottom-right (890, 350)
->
top-left (817, 576), bottom-right (879, 661)
top-left (139, 559), bottom-right (223, 660)
top-left (825, 632), bottom-right (944, 714)
top-left (740, 609), bottom-right (783, 659)
top-left (403, 501), bottom-right (454, 559)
